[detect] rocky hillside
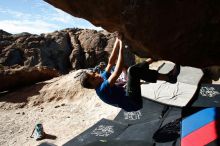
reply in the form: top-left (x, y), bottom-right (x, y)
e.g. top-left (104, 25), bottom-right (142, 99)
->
top-left (0, 29), bottom-right (135, 92)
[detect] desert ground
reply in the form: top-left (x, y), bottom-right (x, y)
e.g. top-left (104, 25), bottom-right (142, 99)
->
top-left (0, 69), bottom-right (121, 146)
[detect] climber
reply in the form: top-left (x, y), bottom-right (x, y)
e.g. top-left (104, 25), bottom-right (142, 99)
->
top-left (80, 32), bottom-right (179, 112)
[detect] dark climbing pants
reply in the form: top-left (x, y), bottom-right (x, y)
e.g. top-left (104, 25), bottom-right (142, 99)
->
top-left (123, 61), bottom-right (158, 111)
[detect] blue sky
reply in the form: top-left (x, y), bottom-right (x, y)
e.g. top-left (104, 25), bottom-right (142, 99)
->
top-left (0, 0), bottom-right (102, 34)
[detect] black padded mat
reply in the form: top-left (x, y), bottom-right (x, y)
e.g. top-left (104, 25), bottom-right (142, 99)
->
top-left (116, 119), bottom-right (160, 143)
top-left (81, 140), bottom-right (153, 146)
top-left (63, 119), bottom-right (128, 146)
top-left (191, 84), bottom-right (220, 107)
top-left (114, 98), bottom-right (167, 125)
top-left (153, 107), bottom-right (182, 144)
top-left (116, 106), bottom-right (182, 145)
top-left (154, 137), bottom-right (180, 146)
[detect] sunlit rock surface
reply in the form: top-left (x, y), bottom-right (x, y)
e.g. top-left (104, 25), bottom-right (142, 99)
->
top-left (0, 29), bottom-right (135, 91)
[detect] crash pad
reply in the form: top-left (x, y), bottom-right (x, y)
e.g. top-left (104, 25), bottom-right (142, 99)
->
top-left (114, 98), bottom-right (167, 125)
top-left (191, 84), bottom-right (220, 107)
top-left (141, 63), bottom-right (203, 107)
top-left (63, 118), bottom-right (128, 146)
top-left (181, 107), bottom-right (220, 146)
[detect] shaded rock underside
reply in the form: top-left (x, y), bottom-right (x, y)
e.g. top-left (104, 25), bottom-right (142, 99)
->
top-left (45, 0), bottom-right (220, 67)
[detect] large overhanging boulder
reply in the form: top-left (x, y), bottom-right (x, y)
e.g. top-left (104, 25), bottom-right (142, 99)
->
top-left (44, 0), bottom-right (220, 68)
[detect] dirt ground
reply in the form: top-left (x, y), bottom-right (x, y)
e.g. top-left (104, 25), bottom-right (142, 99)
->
top-left (0, 70), bottom-right (121, 146)
top-left (0, 98), bottom-right (120, 146)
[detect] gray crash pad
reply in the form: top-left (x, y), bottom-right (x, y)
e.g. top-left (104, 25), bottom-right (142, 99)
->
top-left (141, 63), bottom-right (204, 107)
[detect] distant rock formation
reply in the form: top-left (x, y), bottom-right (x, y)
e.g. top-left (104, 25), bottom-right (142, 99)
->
top-left (0, 29), bottom-right (135, 91)
top-left (0, 66), bottom-right (59, 92)
top-left (44, 0), bottom-right (220, 67)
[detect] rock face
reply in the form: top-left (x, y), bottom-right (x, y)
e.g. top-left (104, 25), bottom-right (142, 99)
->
top-left (0, 29), bottom-right (134, 71)
top-left (0, 29), bottom-right (135, 91)
top-left (44, 0), bottom-right (220, 67)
